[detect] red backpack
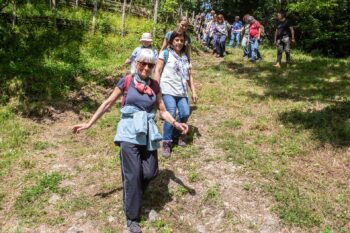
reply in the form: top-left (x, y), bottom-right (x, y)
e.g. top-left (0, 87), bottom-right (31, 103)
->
top-left (121, 74), bottom-right (160, 107)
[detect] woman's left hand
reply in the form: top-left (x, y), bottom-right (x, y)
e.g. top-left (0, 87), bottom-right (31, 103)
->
top-left (174, 122), bottom-right (189, 134)
top-left (192, 92), bottom-right (198, 104)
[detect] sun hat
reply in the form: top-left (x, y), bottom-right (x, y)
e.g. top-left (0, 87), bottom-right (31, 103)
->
top-left (140, 32), bottom-right (153, 42)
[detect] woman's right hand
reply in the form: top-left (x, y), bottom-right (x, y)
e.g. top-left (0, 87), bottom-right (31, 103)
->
top-left (72, 123), bottom-right (91, 134)
top-left (174, 122), bottom-right (189, 135)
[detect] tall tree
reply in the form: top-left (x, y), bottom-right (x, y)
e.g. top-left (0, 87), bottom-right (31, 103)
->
top-left (91, 0), bottom-right (98, 33)
top-left (122, 0), bottom-right (127, 36)
top-left (153, 0), bottom-right (159, 36)
top-left (12, 0), bottom-right (16, 27)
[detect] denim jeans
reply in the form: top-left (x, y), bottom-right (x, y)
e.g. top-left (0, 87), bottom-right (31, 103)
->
top-left (206, 35), bottom-right (213, 48)
top-left (229, 32), bottom-right (240, 48)
top-left (162, 95), bottom-right (190, 141)
top-left (241, 36), bottom-right (250, 57)
top-left (277, 36), bottom-right (291, 64)
top-left (249, 37), bottom-right (261, 61)
top-left (215, 34), bottom-right (227, 56)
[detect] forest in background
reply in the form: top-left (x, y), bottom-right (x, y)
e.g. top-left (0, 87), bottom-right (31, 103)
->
top-left (1, 0), bottom-right (350, 56)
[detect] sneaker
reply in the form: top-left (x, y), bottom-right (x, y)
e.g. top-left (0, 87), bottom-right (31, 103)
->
top-left (162, 141), bottom-right (172, 158)
top-left (273, 63), bottom-right (281, 68)
top-left (128, 221), bottom-right (142, 233)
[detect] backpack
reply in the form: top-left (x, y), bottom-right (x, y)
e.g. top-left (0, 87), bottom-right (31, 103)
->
top-left (163, 48), bottom-right (190, 64)
top-left (121, 74), bottom-right (160, 107)
top-left (163, 48), bottom-right (169, 64)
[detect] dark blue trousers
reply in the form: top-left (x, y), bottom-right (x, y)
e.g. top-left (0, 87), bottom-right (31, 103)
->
top-left (120, 142), bottom-right (158, 222)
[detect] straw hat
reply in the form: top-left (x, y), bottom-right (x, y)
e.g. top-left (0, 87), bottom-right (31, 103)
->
top-left (140, 33), bottom-right (153, 42)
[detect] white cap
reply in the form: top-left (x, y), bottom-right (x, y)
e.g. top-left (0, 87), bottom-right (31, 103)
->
top-left (140, 32), bottom-right (153, 42)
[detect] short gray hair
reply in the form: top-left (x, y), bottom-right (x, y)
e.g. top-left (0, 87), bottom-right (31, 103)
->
top-left (135, 48), bottom-right (157, 64)
top-left (248, 16), bottom-right (255, 23)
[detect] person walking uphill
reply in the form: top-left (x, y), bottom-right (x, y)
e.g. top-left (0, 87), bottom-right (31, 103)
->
top-left (72, 49), bottom-right (188, 233)
top-left (274, 12), bottom-right (295, 68)
top-left (154, 31), bottom-right (198, 158)
top-left (214, 14), bottom-right (230, 58)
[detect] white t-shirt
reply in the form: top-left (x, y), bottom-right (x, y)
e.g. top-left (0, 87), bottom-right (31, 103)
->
top-left (159, 50), bottom-right (190, 97)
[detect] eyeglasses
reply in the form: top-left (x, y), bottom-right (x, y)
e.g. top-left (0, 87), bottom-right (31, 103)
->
top-left (138, 61), bottom-right (155, 69)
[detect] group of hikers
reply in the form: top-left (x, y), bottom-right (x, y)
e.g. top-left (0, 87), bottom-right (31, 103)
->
top-left (193, 10), bottom-right (295, 67)
top-left (72, 10), bottom-right (296, 233)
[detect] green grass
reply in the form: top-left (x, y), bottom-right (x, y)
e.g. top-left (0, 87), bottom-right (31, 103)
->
top-left (201, 47), bottom-right (350, 231)
top-left (0, 107), bottom-right (30, 179)
top-left (203, 185), bottom-right (220, 203)
top-left (15, 173), bottom-right (64, 222)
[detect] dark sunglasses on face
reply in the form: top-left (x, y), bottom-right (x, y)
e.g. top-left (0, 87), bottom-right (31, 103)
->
top-left (138, 61), bottom-right (155, 69)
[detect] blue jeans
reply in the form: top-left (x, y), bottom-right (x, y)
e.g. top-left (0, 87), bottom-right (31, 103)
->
top-left (242, 36), bottom-right (250, 58)
top-left (229, 32), bottom-right (240, 48)
top-left (249, 37), bottom-right (261, 61)
top-left (162, 95), bottom-right (190, 141)
top-left (215, 34), bottom-right (227, 56)
top-left (206, 35), bottom-right (213, 48)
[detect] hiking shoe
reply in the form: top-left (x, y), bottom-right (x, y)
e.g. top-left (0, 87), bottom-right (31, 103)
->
top-left (162, 141), bottom-right (172, 158)
top-left (127, 221), bottom-right (142, 233)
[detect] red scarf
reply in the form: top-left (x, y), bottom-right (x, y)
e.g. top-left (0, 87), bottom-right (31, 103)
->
top-left (134, 77), bottom-right (154, 96)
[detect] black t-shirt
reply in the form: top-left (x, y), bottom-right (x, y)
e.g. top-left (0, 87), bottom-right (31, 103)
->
top-left (277, 19), bottom-right (291, 39)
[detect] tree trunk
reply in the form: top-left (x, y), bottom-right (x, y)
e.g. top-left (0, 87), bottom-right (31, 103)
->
top-left (52, 0), bottom-right (57, 28)
top-left (91, 0), bottom-right (98, 33)
top-left (12, 0), bottom-right (16, 27)
top-left (75, 0), bottom-right (78, 7)
top-left (153, 0), bottom-right (158, 37)
top-left (128, 0), bottom-right (132, 14)
top-left (121, 0), bottom-right (127, 36)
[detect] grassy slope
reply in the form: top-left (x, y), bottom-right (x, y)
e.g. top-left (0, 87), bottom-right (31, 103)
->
top-left (205, 47), bottom-right (350, 232)
top-left (1, 5), bottom-right (350, 232)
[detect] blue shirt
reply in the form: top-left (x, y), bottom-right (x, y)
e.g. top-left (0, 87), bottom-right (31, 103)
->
top-left (205, 13), bottom-right (212, 22)
top-left (232, 21), bottom-right (243, 31)
top-left (117, 76), bottom-right (158, 113)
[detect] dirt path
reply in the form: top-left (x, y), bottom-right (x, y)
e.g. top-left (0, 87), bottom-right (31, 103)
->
top-left (1, 52), bottom-right (300, 233)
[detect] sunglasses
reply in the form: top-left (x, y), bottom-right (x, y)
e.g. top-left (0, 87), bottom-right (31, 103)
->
top-left (138, 61), bottom-right (155, 69)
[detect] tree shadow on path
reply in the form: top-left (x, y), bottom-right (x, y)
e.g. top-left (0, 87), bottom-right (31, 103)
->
top-left (220, 55), bottom-right (350, 147)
